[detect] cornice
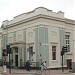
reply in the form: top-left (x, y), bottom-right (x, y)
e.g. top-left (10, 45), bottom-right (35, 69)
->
top-left (65, 18), bottom-right (75, 25)
top-left (2, 14), bottom-right (75, 29)
top-left (9, 41), bottom-right (25, 45)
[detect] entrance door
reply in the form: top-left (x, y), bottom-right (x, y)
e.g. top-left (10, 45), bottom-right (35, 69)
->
top-left (29, 46), bottom-right (33, 61)
top-left (67, 59), bottom-right (72, 69)
top-left (15, 55), bottom-right (18, 67)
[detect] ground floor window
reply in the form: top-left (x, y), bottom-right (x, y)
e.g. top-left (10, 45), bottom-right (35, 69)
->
top-left (52, 46), bottom-right (56, 60)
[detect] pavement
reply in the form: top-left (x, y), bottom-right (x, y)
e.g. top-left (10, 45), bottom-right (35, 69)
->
top-left (0, 66), bottom-right (75, 75)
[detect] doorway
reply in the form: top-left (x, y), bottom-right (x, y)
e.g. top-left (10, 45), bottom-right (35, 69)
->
top-left (67, 59), bottom-right (72, 69)
top-left (15, 55), bottom-right (18, 67)
top-left (29, 46), bottom-right (33, 61)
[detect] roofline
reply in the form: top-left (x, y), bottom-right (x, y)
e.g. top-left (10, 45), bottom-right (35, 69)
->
top-left (2, 14), bottom-right (75, 29)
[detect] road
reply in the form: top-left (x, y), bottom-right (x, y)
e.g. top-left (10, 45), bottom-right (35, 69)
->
top-left (0, 67), bottom-right (75, 75)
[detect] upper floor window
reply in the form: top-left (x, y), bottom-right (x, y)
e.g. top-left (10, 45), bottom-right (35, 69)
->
top-left (65, 33), bottom-right (70, 52)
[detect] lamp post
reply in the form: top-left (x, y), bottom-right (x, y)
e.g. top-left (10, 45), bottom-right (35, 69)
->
top-left (6, 45), bottom-right (11, 73)
top-left (61, 47), bottom-right (64, 72)
top-left (60, 28), bottom-right (65, 72)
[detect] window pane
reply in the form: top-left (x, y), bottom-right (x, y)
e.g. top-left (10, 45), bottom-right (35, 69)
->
top-left (53, 52), bottom-right (56, 60)
top-left (52, 46), bottom-right (56, 51)
top-left (65, 34), bottom-right (70, 52)
top-left (66, 40), bottom-right (67, 44)
top-left (68, 40), bottom-right (69, 44)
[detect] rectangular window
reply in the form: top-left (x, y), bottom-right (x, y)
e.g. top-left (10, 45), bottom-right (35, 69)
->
top-left (65, 34), bottom-right (70, 52)
top-left (52, 46), bottom-right (56, 60)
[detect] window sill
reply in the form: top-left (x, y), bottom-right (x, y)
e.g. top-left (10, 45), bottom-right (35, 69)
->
top-left (66, 52), bottom-right (72, 55)
top-left (52, 60), bottom-right (57, 62)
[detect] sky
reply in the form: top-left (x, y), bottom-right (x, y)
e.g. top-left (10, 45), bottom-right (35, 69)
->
top-left (0, 0), bottom-right (75, 27)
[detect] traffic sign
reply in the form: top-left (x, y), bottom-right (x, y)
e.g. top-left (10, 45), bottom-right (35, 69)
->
top-left (62, 46), bottom-right (68, 52)
top-left (2, 49), bottom-right (8, 56)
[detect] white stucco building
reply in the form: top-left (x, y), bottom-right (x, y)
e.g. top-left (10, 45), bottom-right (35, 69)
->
top-left (1, 7), bottom-right (75, 70)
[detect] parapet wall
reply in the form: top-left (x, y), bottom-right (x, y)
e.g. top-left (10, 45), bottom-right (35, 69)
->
top-left (2, 7), bottom-right (66, 26)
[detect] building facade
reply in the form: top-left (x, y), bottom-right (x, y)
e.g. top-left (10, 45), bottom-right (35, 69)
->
top-left (1, 7), bottom-right (75, 69)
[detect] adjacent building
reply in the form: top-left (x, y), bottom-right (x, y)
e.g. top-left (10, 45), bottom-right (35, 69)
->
top-left (1, 7), bottom-right (75, 70)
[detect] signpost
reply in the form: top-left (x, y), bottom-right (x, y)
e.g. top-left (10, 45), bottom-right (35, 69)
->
top-left (6, 45), bottom-right (11, 73)
top-left (2, 49), bottom-right (8, 74)
top-left (61, 46), bottom-right (68, 72)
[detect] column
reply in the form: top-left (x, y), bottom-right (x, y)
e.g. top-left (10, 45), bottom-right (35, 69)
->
top-left (18, 47), bottom-right (22, 67)
top-left (72, 30), bottom-right (75, 70)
